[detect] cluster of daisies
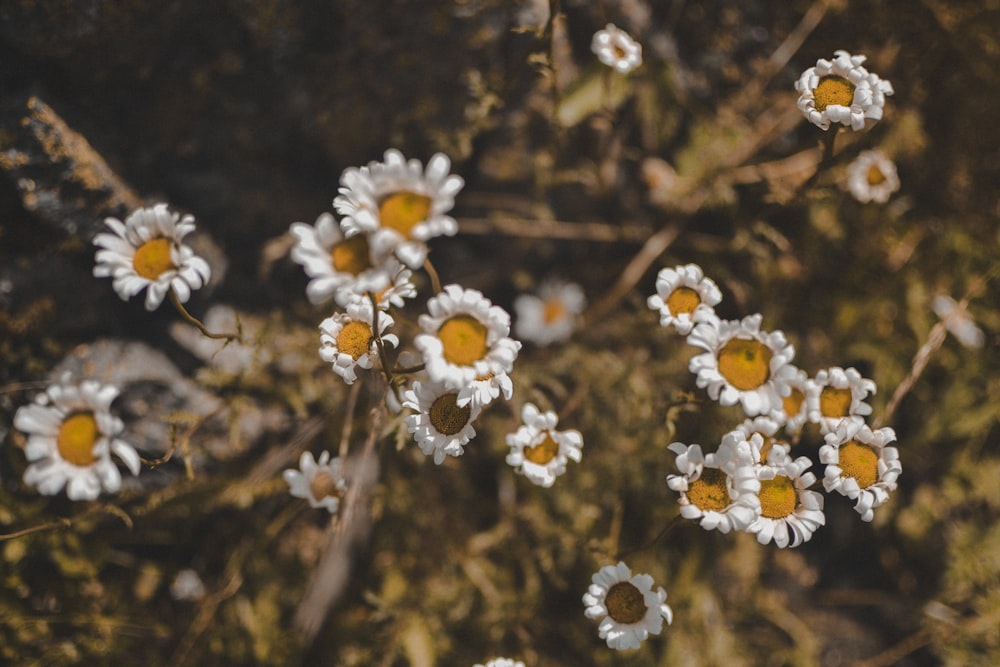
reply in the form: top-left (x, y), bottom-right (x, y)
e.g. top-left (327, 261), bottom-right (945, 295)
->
top-left (649, 263), bottom-right (903, 546)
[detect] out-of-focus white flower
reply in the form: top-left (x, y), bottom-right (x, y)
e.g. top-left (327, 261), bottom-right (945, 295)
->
top-left (591, 24), bottom-right (642, 74)
top-left (473, 660), bottom-right (525, 667)
top-left (807, 366), bottom-right (876, 434)
top-left (170, 569), bottom-right (207, 601)
top-left (795, 50), bottom-right (894, 131)
top-left (289, 212), bottom-right (399, 306)
top-left (687, 314), bottom-right (797, 417)
top-left (666, 436), bottom-right (760, 534)
top-left (647, 264), bottom-right (722, 336)
top-left (318, 300), bottom-right (398, 385)
top-left (505, 402), bottom-right (583, 487)
top-left (932, 295), bottom-right (985, 349)
top-left (821, 419), bottom-right (901, 522)
top-left (513, 280), bottom-right (586, 346)
top-left (583, 562), bottom-right (672, 651)
top-left (415, 285), bottom-right (521, 403)
top-left (846, 150), bottom-right (900, 203)
top-left (93, 203), bottom-right (211, 311)
top-left (403, 380), bottom-right (482, 464)
top-left (282, 451), bottom-right (348, 514)
top-left (13, 375), bottom-right (141, 500)
top-left (334, 149), bottom-right (464, 269)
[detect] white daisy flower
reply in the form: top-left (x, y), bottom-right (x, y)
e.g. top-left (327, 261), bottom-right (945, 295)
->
top-left (318, 300), bottom-right (399, 385)
top-left (582, 562), bottom-right (672, 651)
top-left (415, 285), bottom-right (521, 403)
top-left (846, 149), bottom-right (900, 204)
top-left (747, 450), bottom-right (825, 548)
top-left (647, 263), bottom-right (722, 336)
top-left (473, 659), bottom-right (525, 667)
top-left (333, 149), bottom-right (464, 269)
top-left (402, 379), bottom-right (482, 464)
top-left (373, 266), bottom-right (418, 310)
top-left (820, 419), bottom-right (901, 522)
top-left (282, 450), bottom-right (347, 514)
top-left (687, 314), bottom-right (797, 417)
top-left (591, 24), bottom-right (642, 75)
top-left (93, 203), bottom-right (212, 311)
top-left (513, 280), bottom-right (586, 347)
top-left (932, 295), bottom-right (985, 349)
top-left (732, 417), bottom-right (793, 465)
top-left (807, 366), bottom-right (876, 433)
top-left (771, 365), bottom-right (810, 435)
top-left (795, 50), bottom-right (894, 131)
top-left (13, 375), bottom-right (141, 501)
top-left (505, 402), bottom-right (583, 488)
top-left (666, 436), bottom-right (760, 534)
top-left (289, 212), bottom-right (399, 306)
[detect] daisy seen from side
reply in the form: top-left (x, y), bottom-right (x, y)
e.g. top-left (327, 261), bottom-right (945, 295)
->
top-left (747, 448), bottom-right (825, 548)
top-left (403, 379), bottom-right (482, 464)
top-left (13, 375), bottom-right (141, 501)
top-left (513, 280), bottom-right (586, 347)
top-left (318, 300), bottom-right (399, 385)
top-left (282, 450), bottom-right (348, 514)
top-left (846, 149), bottom-right (900, 204)
top-left (807, 366), bottom-right (876, 433)
top-left (772, 365), bottom-right (810, 436)
top-left (415, 284), bottom-right (521, 404)
top-left (93, 203), bottom-right (211, 311)
top-left (820, 419), bottom-right (901, 522)
top-left (505, 402), bottom-right (583, 488)
top-left (591, 24), bottom-right (642, 75)
top-left (647, 263), bottom-right (723, 336)
top-left (687, 313), bottom-right (797, 417)
top-left (795, 49), bottom-right (894, 131)
top-left (334, 149), bottom-right (464, 269)
top-left (582, 561), bottom-right (672, 651)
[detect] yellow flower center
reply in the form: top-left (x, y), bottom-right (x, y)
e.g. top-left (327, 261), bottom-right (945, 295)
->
top-left (783, 387), bottom-right (805, 419)
top-left (759, 475), bottom-right (798, 519)
top-left (837, 440), bottom-right (879, 488)
top-left (524, 431), bottom-right (559, 465)
top-left (717, 338), bottom-right (772, 391)
top-left (666, 286), bottom-right (701, 316)
top-left (605, 581), bottom-right (647, 624)
top-left (543, 298), bottom-right (567, 324)
top-left (336, 320), bottom-right (373, 360)
top-left (378, 191), bottom-right (431, 239)
top-left (686, 467), bottom-right (730, 512)
top-left (820, 387), bottom-right (852, 418)
top-left (309, 471), bottom-right (344, 502)
top-left (331, 234), bottom-right (372, 276)
top-left (429, 392), bottom-right (472, 436)
top-left (57, 411), bottom-right (100, 466)
top-left (813, 75), bottom-right (855, 111)
top-left (438, 315), bottom-right (488, 366)
top-left (866, 165), bottom-right (887, 186)
top-left (132, 237), bottom-right (176, 280)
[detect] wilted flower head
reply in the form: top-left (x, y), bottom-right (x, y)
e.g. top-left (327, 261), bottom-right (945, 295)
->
top-left (591, 23), bottom-right (642, 74)
top-left (13, 374), bottom-right (141, 500)
top-left (93, 203), bottom-right (211, 311)
top-left (846, 149), bottom-right (900, 204)
top-left (795, 50), bottom-right (894, 131)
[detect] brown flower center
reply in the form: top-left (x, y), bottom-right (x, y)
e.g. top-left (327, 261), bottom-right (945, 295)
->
top-left (336, 320), bottom-right (373, 360)
top-left (132, 238), bottom-right (176, 280)
top-left (331, 234), bottom-right (372, 276)
top-left (57, 411), bottom-right (100, 466)
top-left (820, 387), bottom-right (852, 419)
top-left (524, 432), bottom-right (559, 465)
top-left (605, 581), bottom-right (647, 624)
top-left (438, 315), bottom-right (488, 366)
top-left (759, 475), bottom-right (798, 519)
top-left (666, 286), bottom-right (700, 316)
top-left (309, 471), bottom-right (344, 502)
top-left (837, 440), bottom-right (879, 488)
top-left (717, 338), bottom-right (772, 391)
top-left (813, 75), bottom-right (855, 111)
top-left (378, 191), bottom-right (431, 239)
top-left (429, 393), bottom-right (472, 436)
top-left (686, 467), bottom-right (730, 512)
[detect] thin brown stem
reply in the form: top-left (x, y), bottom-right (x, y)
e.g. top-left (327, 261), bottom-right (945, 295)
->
top-left (423, 258), bottom-right (443, 295)
top-left (614, 514), bottom-right (682, 561)
top-left (0, 517), bottom-right (72, 541)
top-left (338, 381), bottom-right (362, 459)
top-left (168, 290), bottom-right (241, 342)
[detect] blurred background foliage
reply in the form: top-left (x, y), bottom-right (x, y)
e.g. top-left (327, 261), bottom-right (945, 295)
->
top-left (1, 0), bottom-right (998, 665)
